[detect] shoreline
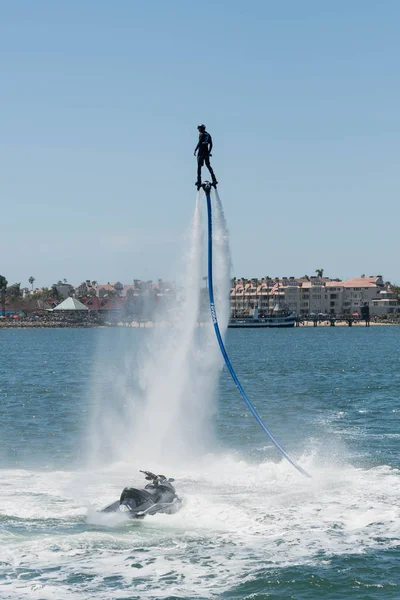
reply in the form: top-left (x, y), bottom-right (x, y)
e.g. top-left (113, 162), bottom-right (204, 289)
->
top-left (297, 320), bottom-right (399, 327)
top-left (1, 319), bottom-right (399, 329)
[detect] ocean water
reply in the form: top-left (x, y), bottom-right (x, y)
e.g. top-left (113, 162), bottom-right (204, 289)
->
top-left (0, 326), bottom-right (399, 599)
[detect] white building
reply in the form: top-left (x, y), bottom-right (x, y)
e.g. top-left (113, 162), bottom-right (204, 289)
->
top-left (230, 275), bottom-right (400, 317)
top-left (370, 288), bottom-right (400, 316)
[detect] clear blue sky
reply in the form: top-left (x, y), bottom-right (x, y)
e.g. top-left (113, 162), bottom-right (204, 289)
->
top-left (1, 1), bottom-right (399, 287)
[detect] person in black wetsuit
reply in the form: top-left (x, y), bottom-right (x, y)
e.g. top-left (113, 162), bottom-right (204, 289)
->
top-left (194, 124), bottom-right (218, 189)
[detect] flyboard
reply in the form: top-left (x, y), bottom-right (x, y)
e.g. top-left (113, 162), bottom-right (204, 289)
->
top-left (200, 181), bottom-right (310, 478)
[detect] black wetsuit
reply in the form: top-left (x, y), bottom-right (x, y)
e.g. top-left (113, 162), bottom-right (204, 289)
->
top-left (195, 131), bottom-right (217, 185)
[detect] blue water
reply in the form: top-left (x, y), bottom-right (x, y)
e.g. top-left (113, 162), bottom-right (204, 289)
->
top-left (1, 326), bottom-right (399, 599)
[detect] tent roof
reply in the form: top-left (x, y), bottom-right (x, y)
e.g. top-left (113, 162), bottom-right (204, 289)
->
top-left (54, 297), bottom-right (89, 311)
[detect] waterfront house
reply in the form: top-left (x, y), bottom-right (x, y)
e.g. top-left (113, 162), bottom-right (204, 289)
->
top-left (229, 275), bottom-right (398, 318)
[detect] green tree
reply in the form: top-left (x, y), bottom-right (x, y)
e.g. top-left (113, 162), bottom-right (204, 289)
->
top-left (50, 285), bottom-right (61, 300)
top-left (391, 285), bottom-right (400, 299)
top-left (315, 268), bottom-right (324, 278)
top-left (29, 276), bottom-right (35, 290)
top-left (7, 283), bottom-right (21, 298)
top-left (0, 275), bottom-right (8, 316)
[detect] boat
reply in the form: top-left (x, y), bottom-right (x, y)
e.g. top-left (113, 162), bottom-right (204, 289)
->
top-left (100, 470), bottom-right (182, 519)
top-left (228, 305), bottom-right (296, 328)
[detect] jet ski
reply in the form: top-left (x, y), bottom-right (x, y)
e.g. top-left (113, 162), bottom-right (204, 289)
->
top-left (100, 470), bottom-right (182, 519)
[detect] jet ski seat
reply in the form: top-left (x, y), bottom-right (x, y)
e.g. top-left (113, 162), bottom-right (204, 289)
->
top-left (120, 487), bottom-right (153, 505)
top-left (144, 484), bottom-right (164, 503)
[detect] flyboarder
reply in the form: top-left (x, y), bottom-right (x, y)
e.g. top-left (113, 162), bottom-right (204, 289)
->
top-left (194, 124), bottom-right (218, 190)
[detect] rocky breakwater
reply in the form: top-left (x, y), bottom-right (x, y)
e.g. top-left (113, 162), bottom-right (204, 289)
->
top-left (0, 313), bottom-right (102, 328)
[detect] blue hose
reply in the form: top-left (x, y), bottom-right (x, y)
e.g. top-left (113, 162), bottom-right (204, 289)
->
top-left (205, 189), bottom-right (311, 478)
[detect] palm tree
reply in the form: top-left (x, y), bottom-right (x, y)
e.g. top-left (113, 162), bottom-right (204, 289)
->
top-left (0, 275), bottom-right (8, 316)
top-left (91, 281), bottom-right (98, 287)
top-left (29, 276), bottom-right (35, 290)
top-left (315, 268), bottom-right (324, 278)
top-left (302, 274), bottom-right (310, 281)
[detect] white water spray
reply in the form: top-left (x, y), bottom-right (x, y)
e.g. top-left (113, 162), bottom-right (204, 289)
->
top-left (213, 188), bottom-right (232, 332)
top-left (87, 192), bottom-right (231, 470)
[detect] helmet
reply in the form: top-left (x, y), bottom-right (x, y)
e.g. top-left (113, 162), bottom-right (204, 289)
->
top-left (197, 124), bottom-right (206, 131)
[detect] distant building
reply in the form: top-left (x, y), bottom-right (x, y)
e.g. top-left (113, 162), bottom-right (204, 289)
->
top-left (55, 283), bottom-right (74, 299)
top-left (96, 284), bottom-right (117, 298)
top-left (230, 275), bottom-right (400, 317)
top-left (370, 288), bottom-right (400, 316)
top-left (53, 297), bottom-right (89, 312)
top-left (111, 281), bottom-right (124, 294)
top-left (75, 280), bottom-right (94, 296)
top-left (76, 279), bottom-right (177, 320)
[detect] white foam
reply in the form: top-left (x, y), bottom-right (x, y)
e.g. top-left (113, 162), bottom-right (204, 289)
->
top-left (0, 456), bottom-right (399, 599)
